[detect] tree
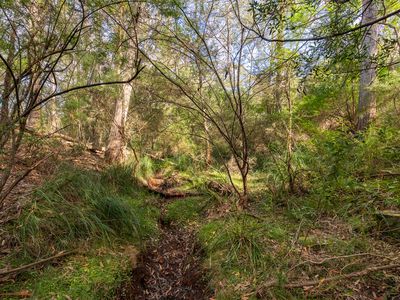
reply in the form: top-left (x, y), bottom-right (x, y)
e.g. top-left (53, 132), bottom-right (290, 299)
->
top-left (138, 0), bottom-right (260, 208)
top-left (105, 4), bottom-right (142, 163)
top-left (0, 1), bottom-right (143, 205)
top-left (357, 0), bottom-right (379, 131)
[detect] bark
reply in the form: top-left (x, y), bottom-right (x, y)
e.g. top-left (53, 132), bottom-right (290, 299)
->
top-left (26, 80), bottom-right (42, 130)
top-left (239, 173), bottom-right (249, 209)
top-left (0, 32), bottom-right (15, 124)
top-left (285, 70), bottom-right (295, 193)
top-left (204, 118), bottom-right (212, 167)
top-left (194, 1), bottom-right (211, 168)
top-left (47, 100), bottom-right (61, 132)
top-left (273, 3), bottom-right (285, 113)
top-left (105, 5), bottom-right (140, 163)
top-left (26, 3), bottom-right (44, 131)
top-left (105, 78), bottom-right (133, 163)
top-left (357, 0), bottom-right (379, 131)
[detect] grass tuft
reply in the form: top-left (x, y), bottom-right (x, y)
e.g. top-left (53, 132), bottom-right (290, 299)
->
top-left (13, 164), bottom-right (159, 257)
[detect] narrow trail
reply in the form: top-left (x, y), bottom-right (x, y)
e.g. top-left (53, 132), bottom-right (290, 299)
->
top-left (116, 198), bottom-right (210, 300)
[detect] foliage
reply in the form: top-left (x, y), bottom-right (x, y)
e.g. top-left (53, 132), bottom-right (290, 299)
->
top-left (13, 164), bottom-right (159, 257)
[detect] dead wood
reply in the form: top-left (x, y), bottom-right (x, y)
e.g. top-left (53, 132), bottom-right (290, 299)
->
top-left (25, 128), bottom-right (104, 153)
top-left (0, 152), bottom-right (55, 204)
top-left (368, 171), bottom-right (400, 178)
top-left (207, 180), bottom-right (233, 196)
top-left (287, 252), bottom-right (397, 274)
top-left (261, 263), bottom-right (400, 290)
top-left (137, 177), bottom-right (202, 198)
top-left (357, 170), bottom-right (400, 181)
top-left (0, 290), bottom-right (32, 298)
top-left (0, 251), bottom-right (75, 277)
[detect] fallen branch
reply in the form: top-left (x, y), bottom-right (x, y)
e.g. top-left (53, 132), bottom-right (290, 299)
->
top-left (0, 251), bottom-right (75, 277)
top-left (25, 128), bottom-right (104, 153)
top-left (262, 263), bottom-right (400, 290)
top-left (357, 170), bottom-right (400, 181)
top-left (287, 252), bottom-right (394, 273)
top-left (137, 177), bottom-right (202, 198)
top-left (207, 180), bottom-right (233, 196)
top-left (0, 290), bottom-right (32, 298)
top-left (0, 152), bottom-right (55, 204)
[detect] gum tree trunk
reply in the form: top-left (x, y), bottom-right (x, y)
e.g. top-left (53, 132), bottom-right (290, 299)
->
top-left (105, 5), bottom-right (140, 163)
top-left (105, 75), bottom-right (133, 163)
top-left (357, 0), bottom-right (379, 131)
top-left (0, 32), bottom-right (15, 124)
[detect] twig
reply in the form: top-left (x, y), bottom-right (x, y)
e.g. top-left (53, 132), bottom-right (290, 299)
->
top-left (0, 251), bottom-right (75, 277)
top-left (0, 290), bottom-right (32, 298)
top-left (0, 152), bottom-right (56, 204)
top-left (289, 253), bottom-right (368, 272)
top-left (262, 263), bottom-right (400, 290)
top-left (244, 212), bottom-right (265, 221)
top-left (291, 219), bottom-right (304, 248)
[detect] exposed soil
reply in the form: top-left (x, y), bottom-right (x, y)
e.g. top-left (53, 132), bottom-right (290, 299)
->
top-left (116, 200), bottom-right (210, 300)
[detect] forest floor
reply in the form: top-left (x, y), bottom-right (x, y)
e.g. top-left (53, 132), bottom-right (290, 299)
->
top-left (0, 142), bottom-right (400, 299)
top-left (116, 197), bottom-right (209, 300)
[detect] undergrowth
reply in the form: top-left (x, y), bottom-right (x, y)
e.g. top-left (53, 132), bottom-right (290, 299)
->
top-left (1, 163), bottom-right (160, 299)
top-left (164, 196), bottom-right (211, 225)
top-left (1, 248), bottom-right (131, 300)
top-left (13, 164), bottom-right (159, 257)
top-left (196, 124), bottom-right (400, 299)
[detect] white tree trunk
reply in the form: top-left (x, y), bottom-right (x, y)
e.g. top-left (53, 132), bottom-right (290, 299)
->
top-left (26, 2), bottom-right (44, 131)
top-left (357, 0), bottom-right (379, 131)
top-left (105, 5), bottom-right (140, 163)
top-left (105, 80), bottom-right (133, 163)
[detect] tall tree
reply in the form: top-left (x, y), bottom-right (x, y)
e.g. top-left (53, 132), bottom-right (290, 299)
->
top-left (105, 4), bottom-right (141, 163)
top-left (0, 29), bottom-right (15, 124)
top-left (357, 0), bottom-right (379, 131)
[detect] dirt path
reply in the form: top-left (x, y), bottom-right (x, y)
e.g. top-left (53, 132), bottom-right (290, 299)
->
top-left (116, 199), bottom-right (209, 300)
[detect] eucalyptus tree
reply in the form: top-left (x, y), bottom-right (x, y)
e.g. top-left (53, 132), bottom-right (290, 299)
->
top-left (357, 0), bottom-right (379, 130)
top-left (0, 0), bottom-right (143, 205)
top-left (246, 0), bottom-right (400, 132)
top-left (105, 3), bottom-right (142, 163)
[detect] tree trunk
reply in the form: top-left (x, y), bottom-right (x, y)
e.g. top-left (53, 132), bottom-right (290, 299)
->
top-left (238, 171), bottom-right (249, 209)
top-left (357, 0), bottom-right (379, 131)
top-left (26, 80), bottom-right (42, 130)
top-left (204, 118), bottom-right (212, 167)
top-left (105, 80), bottom-right (133, 163)
top-left (0, 32), bottom-right (15, 124)
top-left (26, 3), bottom-right (44, 131)
top-left (105, 5), bottom-right (140, 163)
top-left (48, 100), bottom-right (60, 132)
top-left (285, 70), bottom-right (295, 193)
top-left (273, 3), bottom-right (285, 113)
